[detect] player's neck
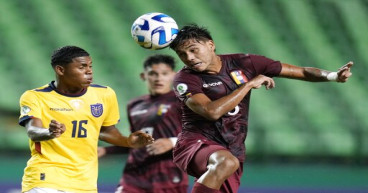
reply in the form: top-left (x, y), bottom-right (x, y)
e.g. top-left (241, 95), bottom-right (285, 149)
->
top-left (204, 55), bottom-right (222, 75)
top-left (53, 81), bottom-right (86, 95)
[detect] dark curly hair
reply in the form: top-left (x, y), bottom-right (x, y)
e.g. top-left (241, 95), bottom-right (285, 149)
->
top-left (51, 46), bottom-right (89, 67)
top-left (169, 24), bottom-right (213, 51)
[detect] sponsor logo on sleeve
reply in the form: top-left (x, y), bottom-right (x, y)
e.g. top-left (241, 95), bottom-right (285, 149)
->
top-left (21, 106), bottom-right (31, 115)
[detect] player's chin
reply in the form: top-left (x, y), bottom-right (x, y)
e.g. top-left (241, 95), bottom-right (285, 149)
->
top-left (151, 88), bottom-right (167, 95)
top-left (81, 83), bottom-right (91, 88)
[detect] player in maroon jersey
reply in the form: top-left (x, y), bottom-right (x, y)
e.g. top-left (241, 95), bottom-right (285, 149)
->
top-left (98, 54), bottom-right (189, 193)
top-left (168, 24), bottom-right (353, 193)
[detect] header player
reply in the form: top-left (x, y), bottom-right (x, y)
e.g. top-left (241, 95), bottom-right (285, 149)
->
top-left (169, 24), bottom-right (353, 193)
top-left (19, 46), bottom-right (153, 193)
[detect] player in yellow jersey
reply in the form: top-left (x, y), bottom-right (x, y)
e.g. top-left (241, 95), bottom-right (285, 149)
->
top-left (18, 46), bottom-right (154, 193)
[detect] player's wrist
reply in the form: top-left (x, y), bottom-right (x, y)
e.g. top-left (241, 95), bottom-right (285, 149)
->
top-left (326, 72), bottom-right (338, 81)
top-left (169, 137), bottom-right (178, 146)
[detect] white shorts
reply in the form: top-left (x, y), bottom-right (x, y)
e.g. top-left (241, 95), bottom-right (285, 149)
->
top-left (24, 187), bottom-right (74, 193)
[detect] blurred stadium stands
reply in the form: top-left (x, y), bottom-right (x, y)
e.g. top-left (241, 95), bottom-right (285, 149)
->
top-left (0, 0), bottom-right (367, 192)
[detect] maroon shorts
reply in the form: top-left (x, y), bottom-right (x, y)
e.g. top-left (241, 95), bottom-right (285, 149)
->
top-left (173, 131), bottom-right (243, 193)
top-left (173, 131), bottom-right (227, 177)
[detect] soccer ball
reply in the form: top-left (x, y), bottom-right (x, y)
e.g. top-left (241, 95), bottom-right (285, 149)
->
top-left (131, 12), bottom-right (179, 50)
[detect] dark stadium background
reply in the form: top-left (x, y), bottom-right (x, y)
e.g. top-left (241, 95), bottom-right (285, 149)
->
top-left (0, 0), bottom-right (367, 192)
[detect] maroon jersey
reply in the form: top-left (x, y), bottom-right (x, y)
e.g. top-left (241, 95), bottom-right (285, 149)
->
top-left (173, 54), bottom-right (281, 162)
top-left (117, 91), bottom-right (188, 191)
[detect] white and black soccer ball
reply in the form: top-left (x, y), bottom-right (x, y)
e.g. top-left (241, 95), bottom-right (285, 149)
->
top-left (131, 12), bottom-right (179, 50)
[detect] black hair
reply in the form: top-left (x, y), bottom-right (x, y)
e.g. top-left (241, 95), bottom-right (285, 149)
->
top-left (143, 54), bottom-right (176, 70)
top-left (169, 24), bottom-right (213, 51)
top-left (51, 46), bottom-right (90, 67)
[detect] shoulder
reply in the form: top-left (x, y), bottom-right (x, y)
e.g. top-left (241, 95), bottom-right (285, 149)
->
top-left (246, 54), bottom-right (278, 64)
top-left (20, 84), bottom-right (51, 100)
top-left (174, 68), bottom-right (202, 83)
top-left (88, 84), bottom-right (117, 99)
top-left (90, 84), bottom-right (109, 89)
top-left (220, 53), bottom-right (252, 67)
top-left (89, 84), bottom-right (114, 93)
top-left (220, 53), bottom-right (249, 60)
top-left (127, 95), bottom-right (149, 107)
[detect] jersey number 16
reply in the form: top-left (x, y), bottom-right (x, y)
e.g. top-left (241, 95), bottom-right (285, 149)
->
top-left (71, 120), bottom-right (88, 138)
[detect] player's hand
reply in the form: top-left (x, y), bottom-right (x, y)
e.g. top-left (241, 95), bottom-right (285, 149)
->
top-left (97, 147), bottom-right (106, 158)
top-left (248, 75), bottom-right (275, 90)
top-left (146, 138), bottom-right (173, 156)
top-left (128, 130), bottom-right (154, 148)
top-left (49, 120), bottom-right (66, 138)
top-left (337, 61), bottom-right (353, 82)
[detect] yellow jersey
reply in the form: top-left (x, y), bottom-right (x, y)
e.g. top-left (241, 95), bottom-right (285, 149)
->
top-left (19, 81), bottom-right (120, 193)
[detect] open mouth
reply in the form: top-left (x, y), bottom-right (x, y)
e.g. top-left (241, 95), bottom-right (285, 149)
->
top-left (192, 62), bottom-right (202, 68)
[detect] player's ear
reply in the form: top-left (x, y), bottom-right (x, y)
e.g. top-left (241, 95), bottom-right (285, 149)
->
top-left (54, 65), bottom-right (65, 76)
top-left (208, 40), bottom-right (215, 51)
top-left (140, 72), bottom-right (146, 81)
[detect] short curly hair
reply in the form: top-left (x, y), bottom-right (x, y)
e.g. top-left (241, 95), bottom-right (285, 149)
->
top-left (169, 24), bottom-right (213, 51)
top-left (51, 46), bottom-right (89, 67)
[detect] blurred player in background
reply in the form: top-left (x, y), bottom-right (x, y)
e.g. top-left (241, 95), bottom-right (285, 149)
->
top-left (98, 54), bottom-right (189, 193)
top-left (18, 46), bottom-right (153, 193)
top-left (169, 24), bottom-right (353, 193)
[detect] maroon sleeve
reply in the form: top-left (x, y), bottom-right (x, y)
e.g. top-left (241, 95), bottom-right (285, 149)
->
top-left (173, 70), bottom-right (203, 103)
top-left (248, 54), bottom-right (282, 77)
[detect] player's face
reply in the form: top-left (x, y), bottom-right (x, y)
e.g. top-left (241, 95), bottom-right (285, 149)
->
top-left (61, 56), bottom-right (93, 90)
top-left (141, 63), bottom-right (175, 96)
top-left (175, 39), bottom-right (217, 73)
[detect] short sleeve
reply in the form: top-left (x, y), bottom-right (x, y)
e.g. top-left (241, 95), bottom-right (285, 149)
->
top-left (102, 87), bottom-right (120, 126)
top-left (19, 91), bottom-right (41, 126)
top-left (248, 54), bottom-right (282, 77)
top-left (173, 70), bottom-right (203, 103)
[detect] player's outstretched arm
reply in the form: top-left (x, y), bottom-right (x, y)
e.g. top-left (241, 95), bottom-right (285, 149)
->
top-left (279, 61), bottom-right (353, 82)
top-left (99, 126), bottom-right (154, 148)
top-left (26, 118), bottom-right (66, 141)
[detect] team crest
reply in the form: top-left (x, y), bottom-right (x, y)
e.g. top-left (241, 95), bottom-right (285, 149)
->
top-left (90, 103), bottom-right (103, 117)
top-left (157, 104), bottom-right (171, 116)
top-left (230, 70), bottom-right (248, 85)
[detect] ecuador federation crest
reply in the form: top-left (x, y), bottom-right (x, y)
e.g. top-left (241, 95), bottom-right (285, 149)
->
top-left (90, 103), bottom-right (103, 117)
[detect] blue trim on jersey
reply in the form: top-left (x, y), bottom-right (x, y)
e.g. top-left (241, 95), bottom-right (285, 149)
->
top-left (35, 81), bottom-right (107, 97)
top-left (19, 115), bottom-right (33, 127)
top-left (34, 85), bottom-right (53, 92)
top-left (90, 84), bottom-right (107, 88)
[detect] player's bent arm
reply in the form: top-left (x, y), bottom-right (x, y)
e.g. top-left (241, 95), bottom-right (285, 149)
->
top-left (186, 83), bottom-right (254, 121)
top-left (25, 118), bottom-right (54, 141)
top-left (186, 75), bottom-right (275, 121)
top-left (99, 125), bottom-right (130, 147)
